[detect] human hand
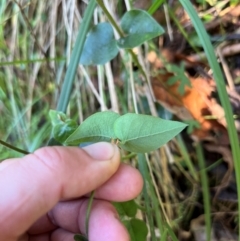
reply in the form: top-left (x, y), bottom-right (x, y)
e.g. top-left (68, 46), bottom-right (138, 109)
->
top-left (0, 142), bottom-right (143, 241)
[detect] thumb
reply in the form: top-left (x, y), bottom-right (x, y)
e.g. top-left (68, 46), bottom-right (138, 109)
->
top-left (0, 142), bottom-right (120, 240)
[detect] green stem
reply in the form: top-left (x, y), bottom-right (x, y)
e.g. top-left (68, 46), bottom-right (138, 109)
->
top-left (147, 0), bottom-right (165, 15)
top-left (0, 139), bottom-right (29, 155)
top-left (138, 154), bottom-right (158, 241)
top-left (167, 6), bottom-right (200, 54)
top-left (85, 191), bottom-right (95, 236)
top-left (57, 0), bottom-right (96, 113)
top-left (196, 142), bottom-right (211, 241)
top-left (0, 57), bottom-right (66, 66)
top-left (96, 0), bottom-right (124, 37)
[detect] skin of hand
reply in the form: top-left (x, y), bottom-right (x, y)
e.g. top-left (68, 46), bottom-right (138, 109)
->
top-left (0, 142), bottom-right (143, 241)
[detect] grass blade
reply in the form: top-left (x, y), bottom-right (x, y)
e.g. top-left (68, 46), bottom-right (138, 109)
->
top-left (138, 157), bottom-right (157, 241)
top-left (138, 153), bottom-right (164, 240)
top-left (57, 0), bottom-right (96, 112)
top-left (176, 135), bottom-right (198, 182)
top-left (196, 142), bottom-right (211, 241)
top-left (148, 0), bottom-right (165, 15)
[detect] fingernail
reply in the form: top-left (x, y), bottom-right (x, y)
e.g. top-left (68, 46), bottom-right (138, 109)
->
top-left (83, 142), bottom-right (117, 160)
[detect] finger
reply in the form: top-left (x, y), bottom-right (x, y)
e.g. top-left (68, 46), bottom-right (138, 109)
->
top-left (50, 229), bottom-right (74, 241)
top-left (49, 199), bottom-right (130, 241)
top-left (94, 163), bottom-right (143, 201)
top-left (28, 214), bottom-right (57, 235)
top-left (0, 142), bottom-right (120, 241)
top-left (28, 163), bottom-right (143, 234)
top-left (29, 233), bottom-right (50, 241)
top-left (87, 200), bottom-right (130, 241)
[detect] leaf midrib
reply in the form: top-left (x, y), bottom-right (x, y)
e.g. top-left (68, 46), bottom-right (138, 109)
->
top-left (121, 125), bottom-right (185, 143)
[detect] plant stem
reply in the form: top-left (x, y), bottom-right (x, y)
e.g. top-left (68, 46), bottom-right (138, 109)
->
top-left (96, 0), bottom-right (124, 37)
top-left (138, 154), bottom-right (158, 241)
top-left (0, 139), bottom-right (29, 155)
top-left (196, 142), bottom-right (211, 241)
top-left (57, 0), bottom-right (96, 113)
top-left (85, 191), bottom-right (95, 236)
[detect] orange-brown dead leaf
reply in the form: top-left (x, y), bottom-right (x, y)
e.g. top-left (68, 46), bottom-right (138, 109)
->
top-left (151, 72), bottom-right (226, 141)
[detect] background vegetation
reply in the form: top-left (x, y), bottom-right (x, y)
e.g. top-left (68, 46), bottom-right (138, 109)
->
top-left (1, 0), bottom-right (240, 240)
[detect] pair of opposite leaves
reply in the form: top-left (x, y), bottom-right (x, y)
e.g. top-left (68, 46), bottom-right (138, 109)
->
top-left (66, 111), bottom-right (187, 153)
top-left (79, 9), bottom-right (165, 65)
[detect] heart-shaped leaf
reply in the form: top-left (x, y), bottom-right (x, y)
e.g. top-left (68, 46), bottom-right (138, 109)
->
top-left (114, 113), bottom-right (187, 153)
top-left (79, 22), bottom-right (119, 65)
top-left (123, 218), bottom-right (148, 241)
top-left (117, 9), bottom-right (165, 49)
top-left (65, 111), bottom-right (120, 145)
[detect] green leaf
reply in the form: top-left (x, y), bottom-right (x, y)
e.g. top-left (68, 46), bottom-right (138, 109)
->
top-left (114, 113), bottom-right (187, 153)
top-left (65, 111), bottom-right (120, 145)
top-left (74, 234), bottom-right (88, 241)
top-left (184, 120), bottom-right (201, 134)
top-left (47, 138), bottom-right (62, 146)
top-left (0, 87), bottom-right (6, 100)
top-left (166, 62), bottom-right (191, 95)
top-left (49, 109), bottom-right (68, 126)
top-left (123, 218), bottom-right (148, 241)
top-left (117, 9), bottom-right (164, 49)
top-left (49, 110), bottom-right (78, 143)
top-left (79, 22), bottom-right (119, 65)
top-left (167, 76), bottom-right (180, 85)
top-left (53, 120), bottom-right (78, 143)
top-left (113, 200), bottom-right (138, 218)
